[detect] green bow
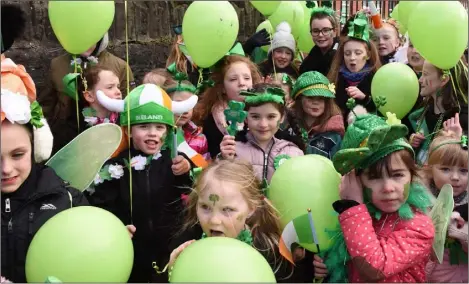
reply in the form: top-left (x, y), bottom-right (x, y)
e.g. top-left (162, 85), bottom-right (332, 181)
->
top-left (226, 42), bottom-right (245, 57)
top-left (30, 101), bottom-right (44, 128)
top-left (62, 73), bottom-right (81, 101)
top-left (347, 12), bottom-right (370, 42)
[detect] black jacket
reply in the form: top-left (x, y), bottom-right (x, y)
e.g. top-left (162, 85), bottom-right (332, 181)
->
top-left (202, 113), bottom-right (225, 159)
top-left (168, 224), bottom-right (314, 283)
top-left (87, 148), bottom-right (193, 283)
top-left (299, 38), bottom-right (339, 76)
top-left (258, 59), bottom-right (299, 79)
top-left (1, 164), bottom-right (88, 283)
top-left (335, 72), bottom-right (376, 125)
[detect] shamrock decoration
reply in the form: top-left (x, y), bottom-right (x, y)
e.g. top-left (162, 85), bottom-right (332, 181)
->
top-left (385, 112), bottom-right (401, 126)
top-left (374, 95), bottom-right (387, 109)
top-left (29, 101), bottom-right (44, 128)
top-left (274, 154), bottom-right (291, 170)
top-left (209, 194), bottom-right (220, 206)
top-left (224, 100), bottom-right (247, 136)
top-left (462, 135), bottom-right (468, 149)
top-left (300, 127), bottom-right (309, 146)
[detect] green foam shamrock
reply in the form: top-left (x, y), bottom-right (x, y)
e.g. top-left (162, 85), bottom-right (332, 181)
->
top-left (224, 100), bottom-right (247, 136)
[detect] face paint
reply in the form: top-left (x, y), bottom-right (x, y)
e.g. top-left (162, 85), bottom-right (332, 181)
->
top-left (236, 213), bottom-right (244, 221)
top-left (403, 183), bottom-right (410, 201)
top-left (209, 193), bottom-right (220, 206)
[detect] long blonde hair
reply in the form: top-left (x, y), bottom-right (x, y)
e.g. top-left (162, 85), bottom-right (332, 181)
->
top-left (166, 36), bottom-right (190, 75)
top-left (183, 159), bottom-right (284, 270)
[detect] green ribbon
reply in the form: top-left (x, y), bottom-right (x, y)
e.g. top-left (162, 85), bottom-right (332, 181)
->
top-left (226, 42), bottom-right (245, 57)
top-left (30, 101), bottom-right (44, 128)
top-left (347, 12), bottom-right (370, 42)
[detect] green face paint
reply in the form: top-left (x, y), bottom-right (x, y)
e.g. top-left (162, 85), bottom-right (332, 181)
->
top-left (209, 194), bottom-right (220, 206)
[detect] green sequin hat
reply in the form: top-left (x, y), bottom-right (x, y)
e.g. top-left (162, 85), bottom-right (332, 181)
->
top-left (347, 12), bottom-right (370, 42)
top-left (96, 83), bottom-right (198, 127)
top-left (291, 71), bottom-right (336, 100)
top-left (332, 112), bottom-right (413, 175)
top-left (240, 86), bottom-right (286, 105)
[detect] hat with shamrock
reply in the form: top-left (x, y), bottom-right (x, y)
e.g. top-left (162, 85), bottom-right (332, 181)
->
top-left (332, 111), bottom-right (413, 175)
top-left (291, 71), bottom-right (335, 100)
top-left (1, 75), bottom-right (53, 163)
top-left (97, 83), bottom-right (198, 127)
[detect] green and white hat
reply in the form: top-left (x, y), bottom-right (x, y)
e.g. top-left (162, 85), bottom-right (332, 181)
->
top-left (292, 71), bottom-right (336, 100)
top-left (97, 83), bottom-right (198, 127)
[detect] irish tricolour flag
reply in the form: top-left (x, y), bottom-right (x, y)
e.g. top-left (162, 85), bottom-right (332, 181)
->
top-left (176, 128), bottom-right (208, 168)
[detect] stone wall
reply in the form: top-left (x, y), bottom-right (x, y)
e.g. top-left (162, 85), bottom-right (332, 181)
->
top-left (4, 1), bottom-right (263, 94)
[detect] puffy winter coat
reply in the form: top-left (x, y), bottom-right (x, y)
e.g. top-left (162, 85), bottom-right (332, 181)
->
top-left (340, 204), bottom-right (434, 282)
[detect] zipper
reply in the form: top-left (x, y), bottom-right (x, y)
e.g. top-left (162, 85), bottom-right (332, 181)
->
top-left (249, 138), bottom-right (275, 182)
top-left (145, 164), bottom-right (154, 233)
top-left (28, 212), bottom-right (35, 235)
top-left (5, 198), bottom-right (11, 213)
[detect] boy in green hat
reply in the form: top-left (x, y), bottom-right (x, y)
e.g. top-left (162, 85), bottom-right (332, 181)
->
top-left (313, 110), bottom-right (434, 283)
top-left (88, 83), bottom-right (199, 283)
top-left (284, 71), bottom-right (345, 159)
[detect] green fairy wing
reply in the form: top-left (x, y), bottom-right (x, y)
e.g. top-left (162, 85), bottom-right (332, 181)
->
top-left (46, 124), bottom-right (122, 192)
top-left (430, 184), bottom-right (454, 264)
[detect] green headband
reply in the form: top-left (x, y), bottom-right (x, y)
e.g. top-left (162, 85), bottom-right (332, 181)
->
top-left (310, 6), bottom-right (335, 18)
top-left (166, 62), bottom-right (197, 94)
top-left (430, 135), bottom-right (468, 156)
top-left (347, 12), bottom-right (370, 42)
top-left (240, 87), bottom-right (286, 105)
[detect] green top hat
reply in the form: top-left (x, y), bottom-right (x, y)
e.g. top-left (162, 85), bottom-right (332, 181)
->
top-left (332, 112), bottom-right (413, 175)
top-left (291, 71), bottom-right (335, 100)
top-left (347, 12), bottom-right (370, 42)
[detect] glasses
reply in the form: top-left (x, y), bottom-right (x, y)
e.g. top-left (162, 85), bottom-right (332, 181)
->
top-left (311, 28), bottom-right (334, 36)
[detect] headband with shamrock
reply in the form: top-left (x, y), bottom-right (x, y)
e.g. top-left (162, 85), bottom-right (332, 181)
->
top-left (430, 135), bottom-right (468, 156)
top-left (310, 6), bottom-right (335, 18)
top-left (165, 63), bottom-right (197, 94)
top-left (347, 12), bottom-right (370, 42)
top-left (240, 87), bottom-right (286, 105)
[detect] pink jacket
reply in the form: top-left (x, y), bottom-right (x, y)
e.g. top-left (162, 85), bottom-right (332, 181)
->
top-left (235, 133), bottom-right (304, 182)
top-left (340, 204), bottom-right (435, 283)
top-left (426, 248), bottom-right (468, 283)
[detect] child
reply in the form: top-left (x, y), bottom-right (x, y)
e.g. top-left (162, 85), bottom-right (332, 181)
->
top-left (88, 83), bottom-right (198, 283)
top-left (371, 19), bottom-right (403, 64)
top-left (1, 69), bottom-right (88, 283)
top-left (327, 12), bottom-right (381, 120)
top-left (165, 76), bottom-right (210, 164)
top-left (168, 159), bottom-right (314, 282)
top-left (193, 55), bottom-right (262, 158)
top-left (286, 71), bottom-right (344, 159)
top-left (272, 73), bottom-right (295, 108)
top-left (219, 84), bottom-right (304, 183)
top-left (316, 112), bottom-right (435, 282)
top-left (143, 68), bottom-right (176, 87)
top-left (424, 127), bottom-right (468, 282)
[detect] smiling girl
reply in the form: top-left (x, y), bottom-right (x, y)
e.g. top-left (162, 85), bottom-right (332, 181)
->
top-left (219, 84), bottom-right (304, 183)
top-left (193, 55), bottom-right (262, 159)
top-left (328, 13), bottom-right (381, 121)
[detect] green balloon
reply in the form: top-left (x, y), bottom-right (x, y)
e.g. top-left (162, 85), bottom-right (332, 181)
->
top-left (26, 207), bottom-right (134, 282)
top-left (251, 1), bottom-right (281, 17)
top-left (170, 237), bottom-right (276, 282)
top-left (268, 1), bottom-right (305, 40)
top-left (256, 20), bottom-right (274, 53)
top-left (408, 1), bottom-right (468, 70)
top-left (297, 2), bottom-right (315, 53)
top-left (268, 155), bottom-right (341, 252)
top-left (182, 1), bottom-right (239, 68)
top-left (397, 1), bottom-right (420, 30)
top-left (371, 63), bottom-right (419, 119)
top-left (390, 4), bottom-right (399, 21)
top-left (48, 1), bottom-right (115, 55)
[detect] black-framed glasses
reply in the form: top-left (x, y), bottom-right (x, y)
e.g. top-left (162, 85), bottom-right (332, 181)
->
top-left (311, 28), bottom-right (334, 36)
top-left (172, 25), bottom-right (182, 35)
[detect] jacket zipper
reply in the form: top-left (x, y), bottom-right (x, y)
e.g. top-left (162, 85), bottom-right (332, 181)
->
top-left (145, 164), bottom-right (154, 233)
top-left (249, 139), bottom-right (275, 181)
top-left (28, 212), bottom-right (35, 235)
top-left (5, 198), bottom-right (11, 212)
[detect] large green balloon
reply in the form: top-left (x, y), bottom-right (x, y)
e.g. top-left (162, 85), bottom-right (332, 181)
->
top-left (170, 237), bottom-right (276, 282)
top-left (48, 1), bottom-right (115, 55)
top-left (268, 155), bottom-right (340, 252)
top-left (408, 1), bottom-right (468, 70)
top-left (269, 1), bottom-right (305, 40)
top-left (297, 2), bottom-right (315, 53)
top-left (256, 20), bottom-right (274, 53)
top-left (182, 1), bottom-right (239, 68)
top-left (251, 1), bottom-right (281, 17)
top-left (390, 4), bottom-right (399, 21)
top-left (26, 206), bottom-right (134, 282)
top-left (397, 1), bottom-right (420, 30)
top-left (371, 63), bottom-right (419, 119)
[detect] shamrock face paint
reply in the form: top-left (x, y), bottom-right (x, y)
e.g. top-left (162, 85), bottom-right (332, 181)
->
top-left (196, 179), bottom-right (254, 238)
top-left (419, 61), bottom-right (447, 98)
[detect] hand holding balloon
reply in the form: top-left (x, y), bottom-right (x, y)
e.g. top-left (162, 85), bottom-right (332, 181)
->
top-left (346, 87), bottom-right (366, 100)
top-left (339, 170), bottom-right (363, 203)
top-left (409, 133), bottom-right (425, 148)
top-left (220, 135), bottom-right (236, 160)
top-left (126, 225), bottom-right (136, 239)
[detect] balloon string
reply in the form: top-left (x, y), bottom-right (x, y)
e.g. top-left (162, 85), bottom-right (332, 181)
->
top-left (73, 55), bottom-right (80, 133)
top-left (124, 0), bottom-right (133, 223)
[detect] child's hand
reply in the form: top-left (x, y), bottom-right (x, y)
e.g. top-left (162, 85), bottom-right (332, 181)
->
top-left (293, 246), bottom-right (306, 262)
top-left (126, 225), bottom-right (136, 239)
top-left (346, 87), bottom-right (366, 100)
top-left (443, 113), bottom-right (463, 138)
top-left (409, 132), bottom-right (425, 148)
top-left (220, 135), bottom-right (236, 160)
top-left (169, 240), bottom-right (196, 268)
top-left (313, 254), bottom-right (329, 278)
top-left (172, 155), bottom-right (191, 176)
top-left (340, 170), bottom-right (363, 203)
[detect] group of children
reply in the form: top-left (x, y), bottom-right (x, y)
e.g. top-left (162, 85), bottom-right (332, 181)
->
top-left (1, 2), bottom-right (468, 283)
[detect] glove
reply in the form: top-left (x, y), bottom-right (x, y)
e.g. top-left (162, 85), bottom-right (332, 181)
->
top-left (242, 28), bottom-right (271, 55)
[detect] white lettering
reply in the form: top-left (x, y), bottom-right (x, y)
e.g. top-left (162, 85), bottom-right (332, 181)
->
top-left (135, 115), bottom-right (163, 120)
